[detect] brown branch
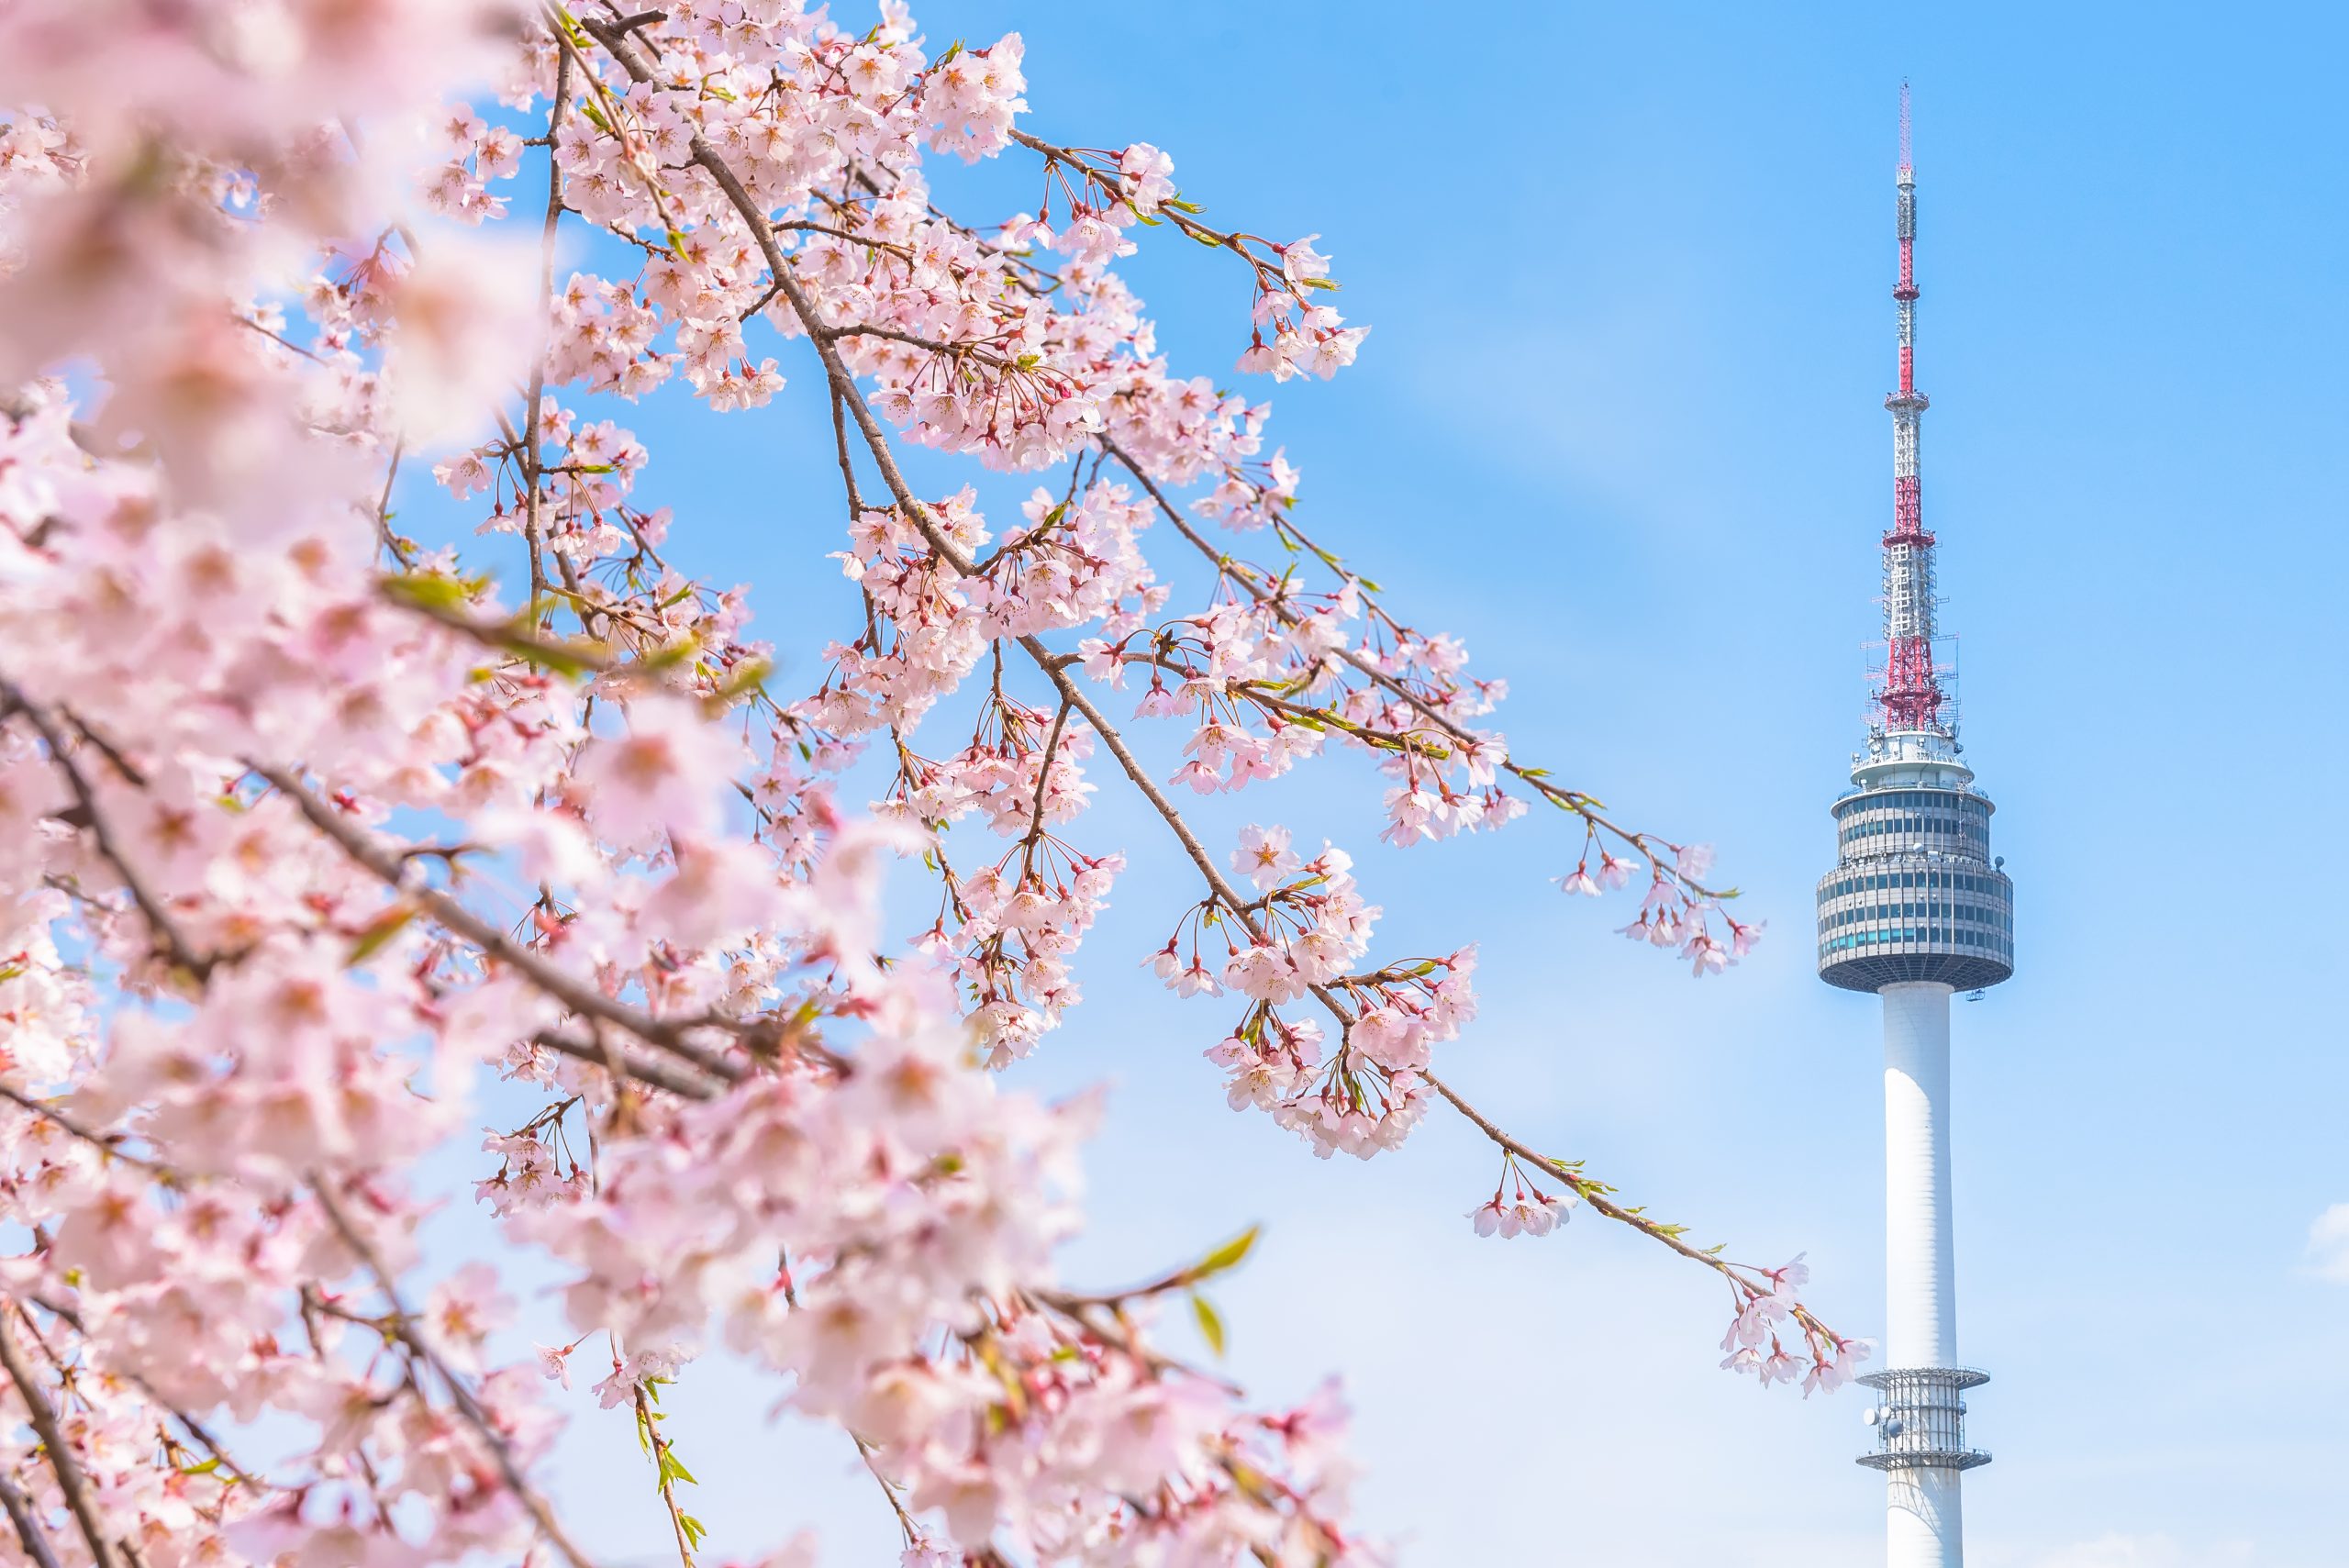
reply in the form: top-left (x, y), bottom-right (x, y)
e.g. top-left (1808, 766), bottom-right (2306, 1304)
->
top-left (253, 763), bottom-right (741, 1086)
top-left (1014, 640), bottom-right (1256, 923)
top-left (1093, 436), bottom-right (1698, 873)
top-left (520, 42), bottom-right (573, 605)
top-left (0, 1086), bottom-right (166, 1178)
top-left (0, 1469), bottom-right (62, 1568)
top-left (851, 1435), bottom-right (919, 1547)
top-left (1423, 1072), bottom-right (1757, 1292)
top-left (27, 1294), bottom-right (263, 1490)
top-left (529, 1029), bottom-right (721, 1102)
top-left (0, 685), bottom-right (217, 983)
top-left (628, 1373), bottom-right (697, 1568)
top-left (1016, 699), bottom-right (1073, 855)
top-left (309, 1180), bottom-right (602, 1568)
top-left (0, 1307), bottom-right (121, 1568)
top-left (373, 438), bottom-right (408, 564)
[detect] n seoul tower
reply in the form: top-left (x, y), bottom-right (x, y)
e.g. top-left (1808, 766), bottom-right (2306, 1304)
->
top-left (1815, 85), bottom-right (2014, 1568)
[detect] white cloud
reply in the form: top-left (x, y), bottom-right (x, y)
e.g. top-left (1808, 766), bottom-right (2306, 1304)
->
top-left (2031, 1533), bottom-right (2252, 1568)
top-left (2307, 1203), bottom-right (2349, 1283)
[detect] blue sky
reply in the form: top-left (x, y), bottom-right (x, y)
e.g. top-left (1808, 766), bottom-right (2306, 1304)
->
top-left (415, 4), bottom-right (2349, 1563)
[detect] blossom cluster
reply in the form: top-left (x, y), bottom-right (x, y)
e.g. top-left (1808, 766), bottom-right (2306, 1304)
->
top-left (0, 0), bottom-right (1833, 1563)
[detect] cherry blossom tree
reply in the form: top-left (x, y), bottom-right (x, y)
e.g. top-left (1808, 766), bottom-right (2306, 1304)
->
top-left (0, 3), bottom-right (1866, 1563)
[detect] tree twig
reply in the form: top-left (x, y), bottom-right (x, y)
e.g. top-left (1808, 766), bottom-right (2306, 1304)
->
top-left (253, 763), bottom-right (741, 1085)
top-left (0, 1468), bottom-right (64, 1568)
top-left (0, 1307), bottom-right (121, 1568)
top-left (1, 684), bottom-right (217, 982)
top-left (308, 1180), bottom-right (602, 1568)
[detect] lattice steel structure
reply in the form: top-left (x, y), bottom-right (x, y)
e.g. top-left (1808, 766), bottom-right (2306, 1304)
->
top-left (1816, 87), bottom-right (2015, 1568)
top-left (1859, 1368), bottom-right (1991, 1472)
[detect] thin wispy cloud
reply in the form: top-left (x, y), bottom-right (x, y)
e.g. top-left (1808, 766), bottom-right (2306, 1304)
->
top-left (2306, 1203), bottom-right (2349, 1283)
top-left (2032, 1533), bottom-right (2253, 1568)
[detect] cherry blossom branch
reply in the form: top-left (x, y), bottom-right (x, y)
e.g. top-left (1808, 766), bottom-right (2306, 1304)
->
top-left (0, 1469), bottom-right (63, 1568)
top-left (1036, 651), bottom-right (1828, 1330)
top-left (1, 684), bottom-right (219, 982)
top-left (253, 762), bottom-right (746, 1085)
top-left (379, 577), bottom-right (618, 674)
top-left (0, 1085), bottom-right (167, 1177)
top-left (625, 1373), bottom-right (699, 1568)
top-left (851, 1436), bottom-right (919, 1548)
top-left (1023, 1290), bottom-right (1243, 1397)
top-left (519, 43), bottom-right (574, 599)
top-left (0, 1306), bottom-right (122, 1568)
top-left (567, 16), bottom-right (982, 584)
top-left (2, 8), bottom-right (1430, 1562)
top-left (1018, 639), bottom-right (1252, 913)
top-left (1092, 437), bottom-right (1729, 898)
top-left (1006, 129), bottom-right (1291, 287)
top-left (551, 35), bottom-right (1809, 1322)
top-left (19, 1293), bottom-right (264, 1490)
top-left (1421, 1071), bottom-right (1821, 1327)
top-left (529, 1028), bottom-right (726, 1101)
top-left (1041, 1228), bottom-right (1258, 1310)
top-left (1017, 698), bottom-right (1073, 855)
top-left (309, 1179), bottom-right (602, 1568)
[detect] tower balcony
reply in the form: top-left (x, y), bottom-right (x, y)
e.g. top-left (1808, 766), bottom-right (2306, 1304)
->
top-left (1857, 1367), bottom-right (1991, 1472)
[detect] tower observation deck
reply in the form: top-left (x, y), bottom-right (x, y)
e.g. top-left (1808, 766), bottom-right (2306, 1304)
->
top-left (1818, 87), bottom-right (2015, 1568)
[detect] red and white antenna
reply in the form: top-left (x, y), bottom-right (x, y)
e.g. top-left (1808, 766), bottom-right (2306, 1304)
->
top-left (1878, 81), bottom-right (1943, 735)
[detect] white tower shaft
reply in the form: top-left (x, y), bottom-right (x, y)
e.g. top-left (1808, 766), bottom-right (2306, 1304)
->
top-left (1884, 982), bottom-right (1957, 1366)
top-left (1883, 981), bottom-right (1963, 1568)
top-left (1889, 1471), bottom-right (1965, 1568)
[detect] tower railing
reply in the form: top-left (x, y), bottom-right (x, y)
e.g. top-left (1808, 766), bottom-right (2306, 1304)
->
top-left (1858, 1368), bottom-right (1991, 1473)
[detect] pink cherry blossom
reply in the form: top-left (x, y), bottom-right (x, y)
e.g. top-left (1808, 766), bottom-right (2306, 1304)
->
top-left (0, 6), bottom-right (1826, 1562)
top-left (1232, 822), bottom-right (1304, 891)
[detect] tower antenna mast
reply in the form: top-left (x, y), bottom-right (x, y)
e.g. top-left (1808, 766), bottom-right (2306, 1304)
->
top-left (1881, 79), bottom-right (1943, 735)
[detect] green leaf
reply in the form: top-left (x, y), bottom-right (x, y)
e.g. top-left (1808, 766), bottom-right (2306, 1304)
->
top-left (640, 635), bottom-right (703, 672)
top-left (382, 571), bottom-right (481, 613)
top-left (1190, 1292), bottom-right (1226, 1358)
top-left (679, 1514), bottom-right (708, 1550)
top-left (1188, 1224), bottom-right (1260, 1283)
top-left (707, 656), bottom-right (774, 707)
top-left (345, 904), bottom-right (417, 966)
